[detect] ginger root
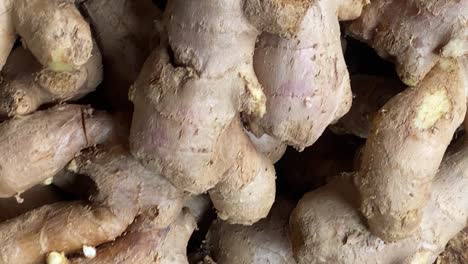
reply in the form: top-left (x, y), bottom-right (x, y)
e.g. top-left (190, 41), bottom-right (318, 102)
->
top-left (248, 0), bottom-right (369, 150)
top-left (0, 104), bottom-right (117, 198)
top-left (0, 145), bottom-right (184, 264)
top-left (207, 198), bottom-right (296, 264)
top-left (357, 59), bottom-right (466, 241)
top-left (348, 0), bottom-right (468, 86)
top-left (0, 45), bottom-right (102, 117)
top-left (290, 137), bottom-right (468, 264)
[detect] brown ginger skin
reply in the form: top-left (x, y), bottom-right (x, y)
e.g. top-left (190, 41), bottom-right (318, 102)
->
top-left (357, 59), bottom-right (466, 241)
top-left (0, 104), bottom-right (117, 198)
top-left (207, 199), bottom-right (296, 264)
top-left (0, 145), bottom-right (184, 264)
top-left (436, 227), bottom-right (467, 264)
top-left (81, 0), bottom-right (161, 109)
top-left (0, 185), bottom-right (63, 222)
top-left (129, 0), bottom-right (335, 225)
top-left (248, 0), bottom-right (369, 150)
top-left (12, 0), bottom-right (93, 71)
top-left (65, 209), bottom-right (196, 264)
top-left (348, 0), bottom-right (468, 86)
top-left (330, 75), bottom-right (404, 138)
top-left (289, 138), bottom-right (468, 264)
top-left (0, 45), bottom-right (102, 117)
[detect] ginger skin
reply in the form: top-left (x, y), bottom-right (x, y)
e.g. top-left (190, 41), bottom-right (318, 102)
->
top-left (348, 0), bottom-right (468, 86)
top-left (290, 137), bottom-right (468, 264)
top-left (0, 145), bottom-right (184, 264)
top-left (357, 59), bottom-right (466, 241)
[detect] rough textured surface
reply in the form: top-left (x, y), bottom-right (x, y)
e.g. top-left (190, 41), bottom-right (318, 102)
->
top-left (249, 0), bottom-right (368, 150)
top-left (67, 210), bottom-right (195, 264)
top-left (207, 118), bottom-right (276, 225)
top-left (129, 0), bottom-right (277, 225)
top-left (71, 145), bottom-right (185, 229)
top-left (0, 45), bottom-right (102, 117)
top-left (0, 0), bottom-right (15, 71)
top-left (12, 0), bottom-right (92, 71)
top-left (330, 75), bottom-right (404, 138)
top-left (357, 59), bottom-right (467, 241)
top-left (0, 201), bottom-right (132, 264)
top-left (290, 138), bottom-right (468, 263)
top-left (0, 145), bottom-right (185, 264)
top-left (348, 0), bottom-right (468, 86)
top-left (82, 0), bottom-right (161, 109)
top-left (207, 199), bottom-right (296, 264)
top-left (0, 104), bottom-right (117, 198)
top-left (436, 227), bottom-right (467, 264)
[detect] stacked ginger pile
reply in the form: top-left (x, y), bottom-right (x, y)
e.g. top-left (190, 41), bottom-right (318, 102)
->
top-left (0, 0), bottom-right (466, 263)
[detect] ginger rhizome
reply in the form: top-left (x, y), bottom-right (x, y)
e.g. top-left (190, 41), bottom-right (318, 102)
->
top-left (348, 0), bottom-right (467, 86)
top-left (0, 45), bottom-right (102, 117)
top-left (0, 104), bottom-right (117, 198)
top-left (357, 59), bottom-right (466, 241)
top-left (290, 137), bottom-right (468, 264)
top-left (207, 199), bottom-right (296, 264)
top-left (0, 145), bottom-right (184, 264)
top-left (249, 0), bottom-right (369, 150)
top-left (1, 0), bottom-right (93, 72)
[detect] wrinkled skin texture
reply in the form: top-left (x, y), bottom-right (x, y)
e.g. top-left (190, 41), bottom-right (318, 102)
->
top-left (129, 0), bottom-right (280, 224)
top-left (249, 0), bottom-right (368, 150)
top-left (130, 0), bottom-right (267, 194)
top-left (70, 145), bottom-right (185, 229)
top-left (290, 138), bottom-right (468, 264)
top-left (330, 75), bottom-right (404, 138)
top-left (207, 199), bottom-right (296, 264)
top-left (0, 104), bottom-right (117, 198)
top-left (0, 45), bottom-right (102, 118)
top-left (357, 59), bottom-right (467, 241)
top-left (0, 202), bottom-right (133, 264)
top-left (81, 0), bottom-right (161, 109)
top-left (348, 0), bottom-right (468, 86)
top-left (67, 209), bottom-right (196, 264)
top-left (13, 0), bottom-right (92, 71)
top-left (0, 145), bottom-right (184, 264)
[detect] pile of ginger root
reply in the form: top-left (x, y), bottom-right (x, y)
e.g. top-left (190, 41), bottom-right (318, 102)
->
top-left (0, 0), bottom-right (466, 263)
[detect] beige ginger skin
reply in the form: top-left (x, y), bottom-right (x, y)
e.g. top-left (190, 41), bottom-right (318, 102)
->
top-left (1, 0), bottom-right (93, 72)
top-left (207, 199), bottom-right (296, 264)
top-left (357, 59), bottom-right (466, 241)
top-left (290, 137), bottom-right (468, 264)
top-left (250, 0), bottom-right (369, 150)
top-left (348, 0), bottom-right (468, 86)
top-left (0, 45), bottom-right (102, 117)
top-left (0, 104), bottom-right (118, 198)
top-left (0, 145), bottom-right (184, 264)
